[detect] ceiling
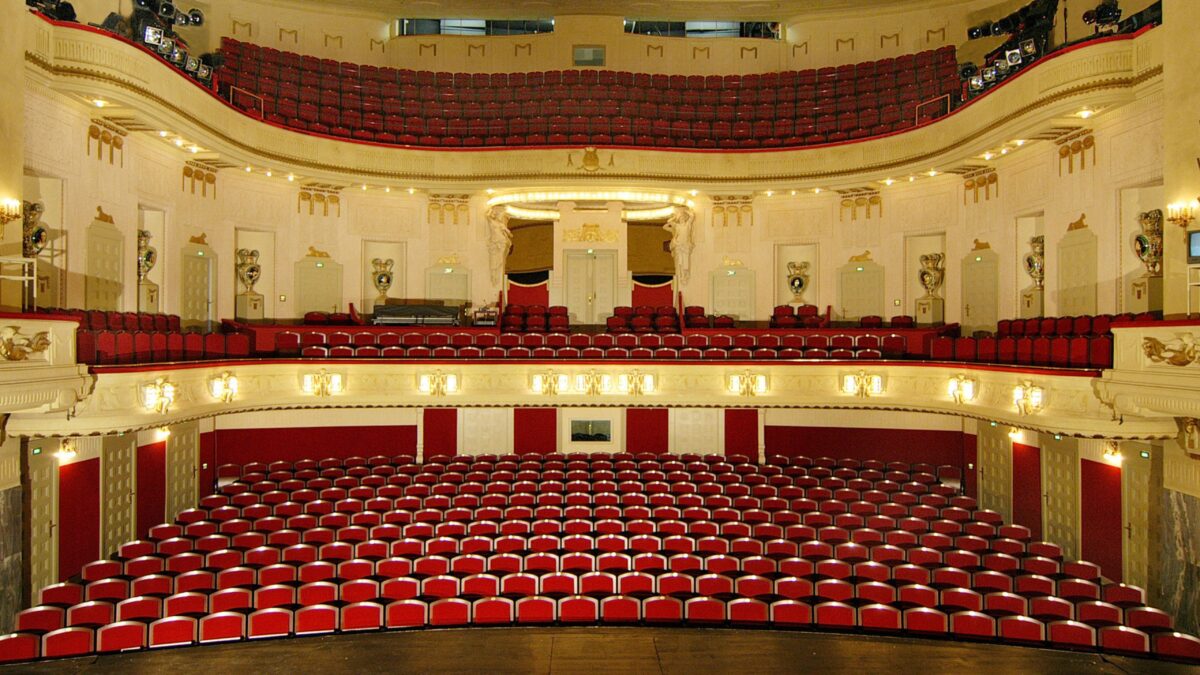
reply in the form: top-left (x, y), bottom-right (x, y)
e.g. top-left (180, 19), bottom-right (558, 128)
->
top-left (264, 0), bottom-right (979, 21)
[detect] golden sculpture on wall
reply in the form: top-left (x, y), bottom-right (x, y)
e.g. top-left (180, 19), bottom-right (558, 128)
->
top-left (427, 195), bottom-right (470, 225)
top-left (86, 121), bottom-right (125, 166)
top-left (307, 246), bottom-right (331, 258)
top-left (1057, 130), bottom-right (1095, 175)
top-left (563, 223), bottom-right (618, 243)
top-left (712, 196), bottom-right (754, 227)
top-left (95, 206), bottom-right (115, 224)
top-left (1142, 335), bottom-right (1199, 367)
top-left (1067, 213), bottom-right (1088, 231)
top-left (848, 250), bottom-right (873, 262)
top-left (0, 326), bottom-right (50, 361)
top-left (838, 190), bottom-right (881, 221)
top-left (567, 147), bottom-right (613, 172)
top-left (189, 233), bottom-right (209, 246)
top-left (963, 169), bottom-right (999, 204)
top-left (298, 189), bottom-right (342, 217)
top-left (182, 162), bottom-right (218, 199)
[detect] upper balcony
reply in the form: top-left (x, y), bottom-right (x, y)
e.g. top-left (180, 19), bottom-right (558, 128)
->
top-left (23, 13), bottom-right (1163, 190)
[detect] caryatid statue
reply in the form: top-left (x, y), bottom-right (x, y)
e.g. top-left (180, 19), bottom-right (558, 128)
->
top-left (663, 206), bottom-right (695, 284)
top-left (485, 205), bottom-right (513, 286)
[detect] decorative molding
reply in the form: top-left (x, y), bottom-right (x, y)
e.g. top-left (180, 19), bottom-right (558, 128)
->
top-left (323, 34), bottom-right (342, 49)
top-left (418, 43), bottom-right (437, 57)
top-left (435, 254), bottom-right (461, 266)
top-left (0, 327), bottom-right (50, 362)
top-left (646, 45), bottom-right (663, 58)
top-left (427, 194), bottom-right (470, 225)
top-left (838, 189), bottom-right (881, 221)
top-left (792, 42), bottom-right (809, 57)
top-left (835, 37), bottom-right (855, 52)
top-left (278, 28), bottom-right (298, 45)
top-left (712, 196), bottom-right (754, 227)
top-left (230, 19), bottom-right (253, 37)
top-left (880, 33), bottom-right (900, 49)
top-left (963, 168), bottom-right (998, 204)
top-left (693, 46), bottom-right (710, 60)
top-left (1181, 418), bottom-right (1200, 458)
top-left (86, 120), bottom-right (125, 166)
top-left (1057, 129), bottom-right (1096, 175)
top-left (298, 188), bottom-right (342, 217)
top-left (514, 43), bottom-right (531, 57)
top-left (739, 47), bottom-right (757, 59)
top-left (369, 38), bottom-right (386, 53)
top-left (926, 27), bottom-right (946, 44)
top-left (563, 223), bottom-right (618, 243)
top-left (468, 44), bottom-right (485, 57)
top-left (1143, 335), bottom-right (1199, 367)
top-left (181, 161), bottom-right (218, 199)
top-left (567, 147), bottom-right (613, 172)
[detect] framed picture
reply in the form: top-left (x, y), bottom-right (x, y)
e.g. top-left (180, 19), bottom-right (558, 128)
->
top-left (573, 45), bottom-right (606, 67)
top-left (570, 420), bottom-right (612, 442)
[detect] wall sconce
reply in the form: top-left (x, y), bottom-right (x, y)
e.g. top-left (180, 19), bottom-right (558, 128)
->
top-left (155, 426), bottom-right (171, 442)
top-left (842, 371), bottom-right (884, 398)
top-left (531, 372), bottom-right (570, 395)
top-left (947, 375), bottom-right (978, 404)
top-left (618, 371), bottom-right (656, 396)
top-left (1012, 382), bottom-right (1044, 415)
top-left (1103, 442), bottom-right (1124, 465)
top-left (54, 439), bottom-right (77, 462)
top-left (302, 370), bottom-right (344, 397)
top-left (417, 371), bottom-right (459, 396)
top-left (729, 371), bottom-right (769, 397)
top-left (1167, 199), bottom-right (1198, 228)
top-left (141, 378), bottom-right (177, 414)
top-left (0, 199), bottom-right (22, 225)
top-left (1008, 428), bottom-right (1022, 442)
top-left (209, 372), bottom-right (239, 403)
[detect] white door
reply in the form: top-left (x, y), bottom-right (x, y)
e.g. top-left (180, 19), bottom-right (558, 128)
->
top-left (962, 249), bottom-right (999, 333)
top-left (181, 248), bottom-right (214, 330)
top-left (165, 422), bottom-right (199, 523)
top-left (1058, 228), bottom-right (1098, 315)
top-left (563, 249), bottom-right (617, 324)
top-left (1122, 443), bottom-right (1152, 587)
top-left (86, 221), bottom-right (124, 310)
top-left (101, 436), bottom-right (136, 557)
top-left (710, 269), bottom-right (756, 319)
top-left (296, 258), bottom-right (344, 314)
top-left (976, 426), bottom-right (1013, 523)
top-left (29, 442), bottom-right (59, 592)
top-left (838, 261), bottom-right (885, 320)
top-left (1040, 437), bottom-right (1080, 559)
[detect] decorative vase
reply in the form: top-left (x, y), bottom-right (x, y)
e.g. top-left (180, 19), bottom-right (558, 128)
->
top-left (372, 257), bottom-right (394, 305)
top-left (917, 253), bottom-right (945, 298)
top-left (235, 248), bottom-right (262, 294)
top-left (22, 201), bottom-right (47, 258)
top-left (786, 261), bottom-right (810, 304)
top-left (1133, 209), bottom-right (1163, 277)
top-left (136, 229), bottom-right (157, 282)
top-left (1023, 236), bottom-right (1045, 289)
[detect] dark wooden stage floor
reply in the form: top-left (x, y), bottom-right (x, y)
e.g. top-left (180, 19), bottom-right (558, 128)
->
top-left (4, 627), bottom-right (1197, 674)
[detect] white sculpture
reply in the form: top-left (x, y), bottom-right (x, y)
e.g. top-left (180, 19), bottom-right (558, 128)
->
top-left (663, 206), bottom-right (695, 284)
top-left (485, 205), bottom-right (513, 286)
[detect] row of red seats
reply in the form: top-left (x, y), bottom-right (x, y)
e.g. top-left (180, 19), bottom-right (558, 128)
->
top-left (13, 598), bottom-right (1197, 661)
top-left (36, 307), bottom-right (182, 333)
top-left (76, 331), bottom-right (250, 366)
top-left (501, 305), bottom-right (569, 332)
top-left (995, 312), bottom-right (1158, 339)
top-left (929, 335), bottom-right (1113, 370)
top-left (294, 344), bottom-right (892, 360)
top-left (224, 38), bottom-right (955, 90)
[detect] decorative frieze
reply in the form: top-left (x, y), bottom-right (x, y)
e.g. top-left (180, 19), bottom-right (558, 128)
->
top-left (712, 196), bottom-right (754, 227)
top-left (428, 194), bottom-right (470, 225)
top-left (86, 119), bottom-right (125, 166)
top-left (181, 161), bottom-right (218, 199)
top-left (963, 168), bottom-right (999, 204)
top-left (838, 189), bottom-right (881, 221)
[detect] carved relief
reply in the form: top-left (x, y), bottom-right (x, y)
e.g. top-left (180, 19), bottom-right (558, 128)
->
top-left (835, 37), bottom-right (856, 52)
top-left (1067, 213), bottom-right (1088, 231)
top-left (963, 168), bottom-right (999, 204)
top-left (86, 121), bottom-right (125, 166)
top-left (694, 46), bottom-right (710, 59)
top-left (306, 246), bottom-right (331, 258)
top-left (567, 147), bottom-right (613, 172)
top-left (926, 27), bottom-right (946, 44)
top-left (739, 47), bottom-right (757, 59)
top-left (0, 327), bottom-right (50, 361)
top-left (563, 223), bottom-right (618, 243)
top-left (427, 194), bottom-right (470, 225)
top-left (278, 28), bottom-right (298, 44)
top-left (514, 43), bottom-right (532, 57)
top-left (182, 162), bottom-right (217, 198)
top-left (468, 44), bottom-right (485, 57)
top-left (880, 33), bottom-right (900, 49)
top-left (646, 45), bottom-right (664, 58)
top-left (838, 190), bottom-right (881, 221)
top-left (848, 251), bottom-right (873, 263)
top-left (1057, 130), bottom-right (1095, 175)
top-left (792, 42), bottom-right (809, 56)
top-left (1143, 335), bottom-right (1199, 367)
top-left (419, 43), bottom-right (437, 56)
top-left (323, 34), bottom-right (342, 48)
top-left (230, 19), bottom-right (253, 37)
top-left (298, 189), bottom-right (342, 217)
top-left (712, 196), bottom-right (754, 227)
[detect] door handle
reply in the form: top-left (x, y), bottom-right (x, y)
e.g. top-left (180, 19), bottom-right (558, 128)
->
top-left (965, 304), bottom-right (971, 317)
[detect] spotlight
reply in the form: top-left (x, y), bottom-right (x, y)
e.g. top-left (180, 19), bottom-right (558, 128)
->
top-left (990, 21), bottom-right (1007, 36)
top-left (158, 1), bottom-right (174, 18)
top-left (134, 0), bottom-right (155, 8)
top-left (1005, 49), bottom-right (1023, 66)
top-left (185, 55), bottom-right (199, 72)
top-left (969, 75), bottom-right (984, 91)
top-left (982, 67), bottom-right (997, 83)
top-left (995, 59), bottom-right (1010, 75)
top-left (188, 8), bottom-right (204, 26)
top-left (967, 25), bottom-right (986, 40)
top-left (143, 25), bottom-right (164, 45)
top-left (959, 62), bottom-right (979, 78)
top-left (174, 11), bottom-right (189, 25)
top-left (1020, 39), bottom-right (1038, 57)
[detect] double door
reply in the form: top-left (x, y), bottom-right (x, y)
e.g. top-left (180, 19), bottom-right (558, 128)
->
top-left (563, 249), bottom-right (616, 325)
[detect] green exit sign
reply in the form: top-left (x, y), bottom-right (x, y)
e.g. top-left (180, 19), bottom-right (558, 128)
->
top-left (32, 447), bottom-right (41, 455)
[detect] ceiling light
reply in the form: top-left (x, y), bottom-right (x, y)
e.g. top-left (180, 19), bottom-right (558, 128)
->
top-left (689, 189), bottom-right (698, 197)
top-left (1078, 108), bottom-right (1094, 119)
top-left (407, 188), bottom-right (415, 195)
top-left (908, 176), bottom-right (915, 183)
top-left (485, 188), bottom-right (495, 195)
top-left (173, 138), bottom-right (184, 147)
top-left (1000, 148), bottom-right (1009, 155)
top-left (1013, 139), bottom-right (1026, 146)
top-left (244, 165), bottom-right (252, 172)
top-left (188, 146), bottom-right (200, 153)
top-left (157, 130), bottom-right (169, 137)
top-left (983, 152), bottom-right (994, 160)
top-left (882, 178), bottom-right (894, 186)
top-left (287, 174), bottom-right (294, 182)
top-left (764, 190), bottom-right (774, 197)
top-left (265, 170), bottom-right (272, 177)
top-left (927, 170), bottom-right (939, 177)
top-left (385, 187), bottom-right (391, 193)
top-left (361, 184), bottom-right (368, 191)
top-left (93, 99), bottom-right (108, 108)
top-left (813, 188), bottom-right (822, 194)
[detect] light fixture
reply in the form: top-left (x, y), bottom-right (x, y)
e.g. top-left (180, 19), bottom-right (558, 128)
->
top-left (983, 152), bottom-right (994, 161)
top-left (1008, 428), bottom-right (1022, 441)
top-left (265, 170), bottom-right (273, 177)
top-left (209, 372), bottom-right (239, 402)
top-left (1077, 108), bottom-right (1094, 119)
top-left (728, 371), bottom-right (769, 397)
top-left (417, 371), bottom-right (459, 396)
top-left (0, 199), bottom-right (22, 225)
top-left (813, 188), bottom-right (822, 194)
top-left (361, 184), bottom-right (368, 191)
top-left (947, 375), bottom-right (977, 404)
top-left (485, 188), bottom-right (495, 195)
top-left (287, 174), bottom-right (295, 182)
top-left (573, 371), bottom-right (613, 396)
top-left (93, 99), bottom-right (108, 108)
top-left (141, 378), bottom-right (177, 414)
top-left (302, 370), bottom-right (344, 397)
top-left (1000, 148), bottom-right (1009, 155)
top-left (1014, 139), bottom-right (1026, 147)
top-left (882, 178), bottom-right (895, 186)
top-left (1167, 200), bottom-right (1198, 228)
top-left (1103, 442), bottom-right (1124, 465)
top-left (173, 138), bottom-right (185, 147)
top-left (55, 439), bottom-right (77, 462)
top-left (1012, 382), bottom-right (1044, 416)
top-left (407, 188), bottom-right (415, 194)
top-left (689, 189), bottom-right (699, 196)
top-left (764, 190), bottom-right (774, 197)
top-left (908, 176), bottom-right (916, 183)
top-left (156, 426), bottom-right (171, 441)
top-left (531, 372), bottom-right (570, 395)
top-left (841, 370), bottom-right (884, 398)
top-left (244, 165), bottom-right (252, 172)
top-left (157, 130), bottom-right (169, 137)
top-left (188, 145), bottom-right (200, 153)
top-left (385, 187), bottom-right (391, 193)
top-left (617, 371), bottom-right (656, 396)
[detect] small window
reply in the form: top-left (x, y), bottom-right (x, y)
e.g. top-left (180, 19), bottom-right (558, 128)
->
top-left (573, 45), bottom-right (606, 67)
top-left (571, 420), bottom-right (612, 442)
